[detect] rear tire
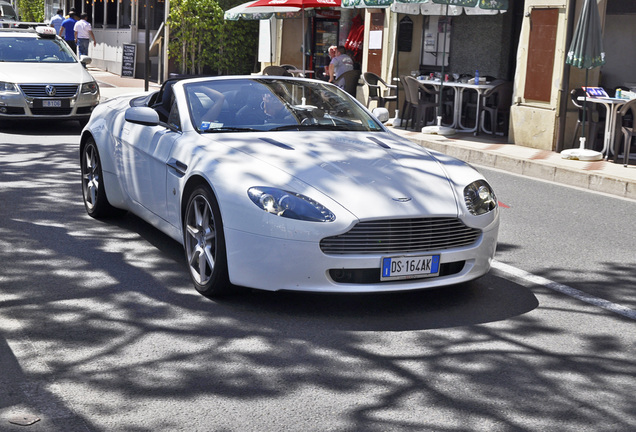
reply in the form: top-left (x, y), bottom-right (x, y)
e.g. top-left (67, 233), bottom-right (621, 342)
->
top-left (81, 138), bottom-right (121, 218)
top-left (183, 185), bottom-right (231, 297)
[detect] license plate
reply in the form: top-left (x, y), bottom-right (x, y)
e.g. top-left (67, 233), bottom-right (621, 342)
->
top-left (42, 100), bottom-right (62, 108)
top-left (381, 255), bottom-right (440, 281)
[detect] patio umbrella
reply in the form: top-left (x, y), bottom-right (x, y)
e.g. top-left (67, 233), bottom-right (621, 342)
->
top-left (248, 0), bottom-right (341, 72)
top-left (421, 0), bottom-right (508, 135)
top-left (224, 1), bottom-right (304, 64)
top-left (225, 1), bottom-right (301, 21)
top-left (561, 0), bottom-right (606, 161)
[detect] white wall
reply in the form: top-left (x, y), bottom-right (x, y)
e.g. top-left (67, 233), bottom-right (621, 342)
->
top-left (91, 28), bottom-right (134, 74)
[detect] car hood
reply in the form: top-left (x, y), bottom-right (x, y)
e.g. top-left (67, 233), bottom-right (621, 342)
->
top-left (0, 62), bottom-right (93, 84)
top-left (210, 131), bottom-right (460, 219)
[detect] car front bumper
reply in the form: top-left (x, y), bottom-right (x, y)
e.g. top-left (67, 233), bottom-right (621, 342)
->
top-left (0, 86), bottom-right (99, 120)
top-left (224, 222), bottom-right (499, 293)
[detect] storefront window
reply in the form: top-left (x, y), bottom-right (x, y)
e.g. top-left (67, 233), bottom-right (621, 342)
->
top-left (107, 0), bottom-right (117, 26)
top-left (93, 0), bottom-right (104, 27)
top-left (138, 0), bottom-right (164, 30)
top-left (119, 0), bottom-right (132, 27)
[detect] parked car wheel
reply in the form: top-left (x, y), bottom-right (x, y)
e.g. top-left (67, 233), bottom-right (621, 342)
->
top-left (183, 185), bottom-right (230, 297)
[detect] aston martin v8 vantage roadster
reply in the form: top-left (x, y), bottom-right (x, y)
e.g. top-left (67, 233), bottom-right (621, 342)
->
top-left (80, 76), bottom-right (499, 297)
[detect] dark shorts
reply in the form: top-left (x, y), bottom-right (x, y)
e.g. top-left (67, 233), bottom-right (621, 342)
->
top-left (64, 39), bottom-right (76, 54)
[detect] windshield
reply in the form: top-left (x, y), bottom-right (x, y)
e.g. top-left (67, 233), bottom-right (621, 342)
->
top-left (0, 4), bottom-right (17, 20)
top-left (184, 78), bottom-right (385, 133)
top-left (0, 36), bottom-right (77, 63)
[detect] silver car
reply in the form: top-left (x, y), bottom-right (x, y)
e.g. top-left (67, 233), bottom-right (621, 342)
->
top-left (0, 25), bottom-right (99, 126)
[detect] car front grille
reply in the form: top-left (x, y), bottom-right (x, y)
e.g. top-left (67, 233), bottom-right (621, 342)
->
top-left (320, 217), bottom-right (481, 255)
top-left (19, 84), bottom-right (79, 98)
top-left (30, 107), bottom-right (73, 115)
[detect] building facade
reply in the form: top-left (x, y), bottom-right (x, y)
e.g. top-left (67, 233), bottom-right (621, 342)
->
top-left (44, 0), bottom-right (167, 81)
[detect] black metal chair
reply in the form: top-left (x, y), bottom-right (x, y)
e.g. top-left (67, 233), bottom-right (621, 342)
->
top-left (402, 76), bottom-right (437, 130)
top-left (362, 72), bottom-right (397, 108)
top-left (570, 88), bottom-right (604, 149)
top-left (262, 65), bottom-right (292, 76)
top-left (339, 69), bottom-right (362, 97)
top-left (614, 98), bottom-right (636, 166)
top-left (477, 81), bottom-right (513, 136)
top-left (399, 75), bottom-right (413, 128)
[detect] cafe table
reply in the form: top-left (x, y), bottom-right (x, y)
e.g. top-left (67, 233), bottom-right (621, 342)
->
top-left (578, 96), bottom-right (629, 159)
top-left (416, 78), bottom-right (496, 133)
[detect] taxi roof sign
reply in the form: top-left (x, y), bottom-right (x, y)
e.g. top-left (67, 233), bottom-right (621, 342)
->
top-left (35, 26), bottom-right (57, 37)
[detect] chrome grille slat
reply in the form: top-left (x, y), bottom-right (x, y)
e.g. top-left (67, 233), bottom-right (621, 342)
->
top-left (20, 84), bottom-right (79, 98)
top-left (320, 217), bottom-right (481, 255)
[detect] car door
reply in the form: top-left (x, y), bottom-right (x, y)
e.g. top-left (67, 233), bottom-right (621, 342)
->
top-left (119, 101), bottom-right (181, 222)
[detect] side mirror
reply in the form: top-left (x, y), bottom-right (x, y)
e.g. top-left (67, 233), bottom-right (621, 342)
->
top-left (80, 55), bottom-right (92, 65)
top-left (372, 107), bottom-right (390, 123)
top-left (125, 107), bottom-right (160, 126)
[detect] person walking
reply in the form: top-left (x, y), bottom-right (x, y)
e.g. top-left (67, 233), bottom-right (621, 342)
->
top-left (74, 13), bottom-right (96, 57)
top-left (328, 46), bottom-right (354, 89)
top-left (59, 12), bottom-right (78, 54)
top-left (49, 9), bottom-right (64, 35)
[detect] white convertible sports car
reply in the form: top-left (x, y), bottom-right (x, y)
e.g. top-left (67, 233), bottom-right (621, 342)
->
top-left (80, 76), bottom-right (499, 297)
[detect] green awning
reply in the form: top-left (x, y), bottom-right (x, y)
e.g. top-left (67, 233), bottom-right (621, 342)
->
top-left (342, 0), bottom-right (393, 8)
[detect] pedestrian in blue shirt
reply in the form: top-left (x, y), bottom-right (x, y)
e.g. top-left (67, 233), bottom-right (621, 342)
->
top-left (59, 12), bottom-right (78, 54)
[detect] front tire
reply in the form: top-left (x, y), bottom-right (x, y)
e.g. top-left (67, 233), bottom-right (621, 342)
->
top-left (81, 138), bottom-right (121, 218)
top-left (183, 185), bottom-right (230, 297)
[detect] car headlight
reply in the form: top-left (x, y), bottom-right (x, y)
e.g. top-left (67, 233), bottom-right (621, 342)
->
top-left (248, 187), bottom-right (335, 222)
top-left (81, 81), bottom-right (99, 94)
top-left (464, 180), bottom-right (497, 215)
top-left (0, 82), bottom-right (19, 93)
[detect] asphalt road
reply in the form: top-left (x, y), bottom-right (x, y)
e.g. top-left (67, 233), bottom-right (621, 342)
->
top-left (1, 120), bottom-right (635, 431)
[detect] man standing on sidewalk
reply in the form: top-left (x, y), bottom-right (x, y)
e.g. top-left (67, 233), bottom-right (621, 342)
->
top-left (59, 12), bottom-right (78, 54)
top-left (49, 9), bottom-right (64, 35)
top-left (74, 13), bottom-right (96, 57)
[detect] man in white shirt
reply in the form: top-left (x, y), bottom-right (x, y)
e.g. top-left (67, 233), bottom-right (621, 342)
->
top-left (49, 9), bottom-right (64, 35)
top-left (328, 46), bottom-right (354, 89)
top-left (74, 13), bottom-right (96, 56)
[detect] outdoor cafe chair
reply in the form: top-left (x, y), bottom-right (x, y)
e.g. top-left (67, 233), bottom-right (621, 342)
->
top-left (614, 97), bottom-right (636, 166)
top-left (403, 75), bottom-right (437, 130)
top-left (339, 69), bottom-right (362, 97)
top-left (263, 65), bottom-right (292, 77)
top-left (477, 81), bottom-right (513, 136)
top-left (570, 88), bottom-right (604, 150)
top-left (362, 72), bottom-right (397, 108)
top-left (399, 75), bottom-right (413, 128)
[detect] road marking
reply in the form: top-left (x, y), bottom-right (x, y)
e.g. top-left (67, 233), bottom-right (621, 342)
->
top-left (492, 260), bottom-right (636, 320)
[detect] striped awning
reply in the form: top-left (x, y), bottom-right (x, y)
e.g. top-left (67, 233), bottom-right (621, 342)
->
top-left (343, 0), bottom-right (508, 13)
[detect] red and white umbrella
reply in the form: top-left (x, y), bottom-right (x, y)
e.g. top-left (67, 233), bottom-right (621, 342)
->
top-left (248, 0), bottom-right (341, 71)
top-left (249, 0), bottom-right (339, 7)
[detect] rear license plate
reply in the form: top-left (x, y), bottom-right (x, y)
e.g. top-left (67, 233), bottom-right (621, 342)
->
top-left (381, 255), bottom-right (440, 281)
top-left (42, 100), bottom-right (62, 108)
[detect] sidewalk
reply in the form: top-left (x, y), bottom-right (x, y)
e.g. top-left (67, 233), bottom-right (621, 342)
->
top-left (88, 67), bottom-right (636, 201)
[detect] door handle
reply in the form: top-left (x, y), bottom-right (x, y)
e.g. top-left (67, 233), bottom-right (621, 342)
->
top-left (167, 158), bottom-right (187, 176)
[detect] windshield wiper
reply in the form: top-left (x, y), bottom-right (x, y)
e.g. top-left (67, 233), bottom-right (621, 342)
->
top-left (201, 126), bottom-right (261, 133)
top-left (268, 124), bottom-right (355, 132)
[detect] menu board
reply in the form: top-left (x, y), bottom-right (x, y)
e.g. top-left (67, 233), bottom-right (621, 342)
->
top-left (584, 87), bottom-right (609, 98)
top-left (121, 44), bottom-right (136, 78)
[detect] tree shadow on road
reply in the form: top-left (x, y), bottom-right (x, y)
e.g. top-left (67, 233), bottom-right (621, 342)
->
top-left (1, 140), bottom-right (634, 432)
